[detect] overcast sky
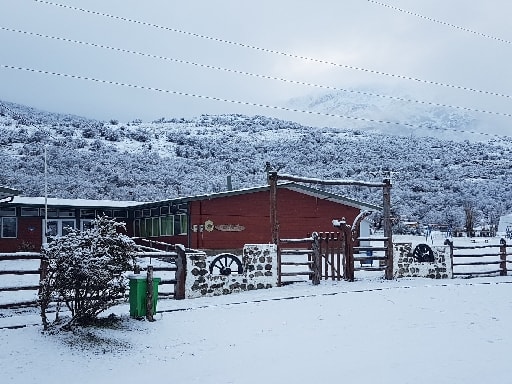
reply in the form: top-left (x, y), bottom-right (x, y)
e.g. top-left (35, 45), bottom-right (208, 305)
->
top-left (1, 0), bottom-right (511, 137)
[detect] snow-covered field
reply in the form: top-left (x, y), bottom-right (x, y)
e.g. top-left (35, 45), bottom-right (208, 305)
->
top-left (1, 234), bottom-right (511, 384)
top-left (1, 276), bottom-right (512, 384)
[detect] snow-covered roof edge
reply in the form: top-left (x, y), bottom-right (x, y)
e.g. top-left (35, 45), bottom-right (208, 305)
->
top-left (136, 182), bottom-right (382, 212)
top-left (6, 196), bottom-right (143, 208)
top-left (5, 183), bottom-right (382, 212)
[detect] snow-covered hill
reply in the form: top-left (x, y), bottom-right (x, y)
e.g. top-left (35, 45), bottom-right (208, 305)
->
top-left (1, 100), bottom-right (511, 228)
top-left (287, 89), bottom-right (481, 141)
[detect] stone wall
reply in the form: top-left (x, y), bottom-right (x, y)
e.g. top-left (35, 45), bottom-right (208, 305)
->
top-left (184, 244), bottom-right (277, 299)
top-left (393, 242), bottom-right (452, 279)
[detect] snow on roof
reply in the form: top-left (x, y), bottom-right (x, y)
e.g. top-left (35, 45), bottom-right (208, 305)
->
top-left (136, 182), bottom-right (382, 212)
top-left (0, 186), bottom-right (20, 201)
top-left (5, 183), bottom-right (381, 212)
top-left (8, 196), bottom-right (143, 208)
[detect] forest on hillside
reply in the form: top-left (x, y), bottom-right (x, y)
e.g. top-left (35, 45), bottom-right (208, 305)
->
top-left (1, 101), bottom-right (512, 231)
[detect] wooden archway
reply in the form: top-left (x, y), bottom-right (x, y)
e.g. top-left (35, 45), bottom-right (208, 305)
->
top-left (268, 171), bottom-right (393, 280)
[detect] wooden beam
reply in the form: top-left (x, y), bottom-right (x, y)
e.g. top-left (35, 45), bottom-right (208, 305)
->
top-left (277, 173), bottom-right (386, 188)
top-left (382, 178), bottom-right (393, 280)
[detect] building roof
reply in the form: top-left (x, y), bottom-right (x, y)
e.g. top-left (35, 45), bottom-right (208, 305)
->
top-left (135, 182), bottom-right (382, 212)
top-left (4, 196), bottom-right (142, 209)
top-left (2, 183), bottom-right (382, 212)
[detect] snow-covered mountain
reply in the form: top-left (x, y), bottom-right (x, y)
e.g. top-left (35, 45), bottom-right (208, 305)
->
top-left (1, 100), bottom-right (511, 228)
top-left (287, 89), bottom-right (482, 141)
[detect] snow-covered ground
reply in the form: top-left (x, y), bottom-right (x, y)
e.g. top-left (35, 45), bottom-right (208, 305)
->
top-left (1, 276), bottom-right (512, 384)
top-left (1, 234), bottom-right (511, 384)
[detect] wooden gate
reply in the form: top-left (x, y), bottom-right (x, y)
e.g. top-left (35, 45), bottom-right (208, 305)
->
top-left (277, 216), bottom-right (394, 285)
top-left (269, 171), bottom-right (394, 281)
top-left (277, 231), bottom-right (349, 285)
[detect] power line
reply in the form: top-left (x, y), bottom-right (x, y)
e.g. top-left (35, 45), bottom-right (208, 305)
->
top-left (32, 0), bottom-right (512, 100)
top-left (367, 0), bottom-right (512, 45)
top-left (3, 26), bottom-right (512, 120)
top-left (0, 63), bottom-right (505, 139)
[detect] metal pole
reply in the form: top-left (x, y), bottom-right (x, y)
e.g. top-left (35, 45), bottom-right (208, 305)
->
top-left (43, 145), bottom-right (48, 246)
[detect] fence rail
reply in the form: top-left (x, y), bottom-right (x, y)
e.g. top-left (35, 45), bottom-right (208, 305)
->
top-left (0, 246), bottom-right (186, 309)
top-left (445, 239), bottom-right (509, 277)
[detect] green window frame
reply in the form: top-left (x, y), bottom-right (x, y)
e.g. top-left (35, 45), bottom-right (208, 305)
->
top-left (160, 216), bottom-right (174, 236)
top-left (151, 217), bottom-right (160, 237)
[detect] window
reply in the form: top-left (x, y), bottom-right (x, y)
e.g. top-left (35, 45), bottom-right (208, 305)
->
top-left (1, 217), bottom-right (17, 238)
top-left (0, 207), bottom-right (16, 216)
top-left (58, 209), bottom-right (75, 218)
top-left (134, 219), bottom-right (141, 237)
top-left (40, 208), bottom-right (58, 218)
top-left (174, 214), bottom-right (188, 235)
top-left (135, 214), bottom-right (188, 237)
top-left (140, 219), bottom-right (148, 237)
top-left (151, 217), bottom-right (160, 237)
top-left (80, 209), bottom-right (96, 218)
top-left (160, 216), bottom-right (174, 236)
top-left (160, 206), bottom-right (170, 215)
top-left (45, 219), bottom-right (76, 237)
top-left (134, 210), bottom-right (142, 219)
top-left (150, 207), bottom-right (160, 217)
top-left (80, 219), bottom-right (94, 231)
top-left (113, 209), bottom-right (128, 218)
top-left (61, 220), bottom-right (76, 235)
top-left (179, 214), bottom-right (188, 235)
top-left (21, 207), bottom-right (39, 217)
top-left (144, 218), bottom-right (152, 237)
top-left (97, 209), bottom-right (112, 217)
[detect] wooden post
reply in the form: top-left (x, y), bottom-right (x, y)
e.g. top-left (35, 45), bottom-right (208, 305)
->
top-left (39, 255), bottom-right (49, 330)
top-left (318, 232), bottom-right (324, 279)
top-left (269, 171), bottom-right (279, 245)
top-left (444, 239), bottom-right (454, 278)
top-left (336, 232), bottom-right (342, 280)
top-left (38, 256), bottom-right (48, 296)
top-left (323, 232), bottom-right (329, 280)
top-left (174, 245), bottom-right (187, 300)
top-left (382, 178), bottom-right (393, 280)
top-left (311, 232), bottom-right (321, 285)
top-left (269, 171), bottom-right (281, 286)
top-left (500, 238), bottom-right (507, 276)
top-left (146, 265), bottom-right (154, 322)
top-left (341, 224), bottom-right (354, 281)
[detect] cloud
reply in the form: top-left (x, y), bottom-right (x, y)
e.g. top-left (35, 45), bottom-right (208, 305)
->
top-left (0, 0), bottom-right (510, 137)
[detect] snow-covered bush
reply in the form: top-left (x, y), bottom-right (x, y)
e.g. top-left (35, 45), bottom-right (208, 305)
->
top-left (39, 216), bottom-right (137, 330)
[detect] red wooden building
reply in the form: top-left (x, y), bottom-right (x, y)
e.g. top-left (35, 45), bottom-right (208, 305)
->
top-left (0, 183), bottom-right (380, 253)
top-left (132, 183), bottom-right (380, 252)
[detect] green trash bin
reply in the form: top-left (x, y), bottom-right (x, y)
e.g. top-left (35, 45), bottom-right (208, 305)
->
top-left (129, 275), bottom-right (160, 318)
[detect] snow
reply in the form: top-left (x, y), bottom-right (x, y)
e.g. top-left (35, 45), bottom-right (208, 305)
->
top-left (2, 235), bottom-right (512, 383)
top-left (9, 196), bottom-right (143, 208)
top-left (1, 277), bottom-right (512, 384)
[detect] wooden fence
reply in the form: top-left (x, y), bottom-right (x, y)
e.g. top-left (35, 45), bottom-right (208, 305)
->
top-left (0, 246), bottom-right (186, 310)
top-left (444, 238), bottom-right (510, 277)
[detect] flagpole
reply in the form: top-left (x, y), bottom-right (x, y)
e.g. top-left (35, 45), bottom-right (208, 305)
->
top-left (43, 145), bottom-right (48, 246)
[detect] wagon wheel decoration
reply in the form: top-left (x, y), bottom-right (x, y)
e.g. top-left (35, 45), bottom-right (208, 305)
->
top-left (412, 243), bottom-right (434, 263)
top-left (209, 253), bottom-right (244, 276)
